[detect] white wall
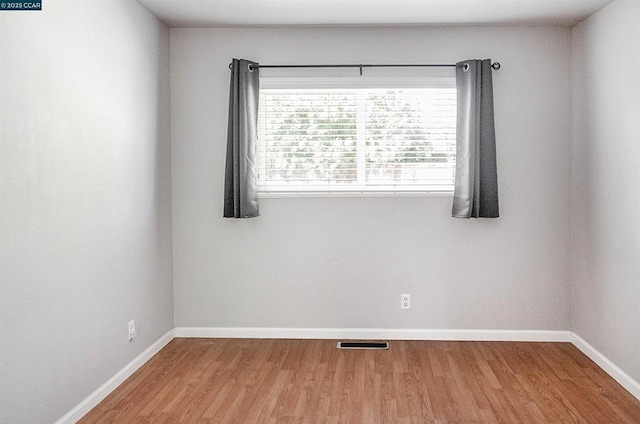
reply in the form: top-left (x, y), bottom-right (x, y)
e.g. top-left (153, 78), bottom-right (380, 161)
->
top-left (0, 1), bottom-right (173, 423)
top-left (571, 0), bottom-right (640, 383)
top-left (171, 26), bottom-right (572, 331)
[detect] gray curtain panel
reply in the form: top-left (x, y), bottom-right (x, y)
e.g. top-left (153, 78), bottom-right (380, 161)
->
top-left (224, 58), bottom-right (260, 218)
top-left (452, 59), bottom-right (499, 218)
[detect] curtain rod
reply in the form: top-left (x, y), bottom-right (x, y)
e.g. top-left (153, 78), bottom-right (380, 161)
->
top-left (229, 62), bottom-right (501, 74)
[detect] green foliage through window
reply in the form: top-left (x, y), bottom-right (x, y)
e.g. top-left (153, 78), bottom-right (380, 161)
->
top-left (257, 85), bottom-right (456, 193)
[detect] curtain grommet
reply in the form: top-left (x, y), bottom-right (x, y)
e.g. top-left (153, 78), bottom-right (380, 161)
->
top-left (462, 63), bottom-right (470, 72)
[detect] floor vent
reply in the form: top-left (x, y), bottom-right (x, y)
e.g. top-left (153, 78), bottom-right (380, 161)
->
top-left (337, 341), bottom-right (389, 350)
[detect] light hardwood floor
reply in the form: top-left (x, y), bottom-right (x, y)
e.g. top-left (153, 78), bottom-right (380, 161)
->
top-left (80, 338), bottom-right (640, 423)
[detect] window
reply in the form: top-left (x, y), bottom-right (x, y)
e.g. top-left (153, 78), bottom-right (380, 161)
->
top-left (257, 76), bottom-right (456, 194)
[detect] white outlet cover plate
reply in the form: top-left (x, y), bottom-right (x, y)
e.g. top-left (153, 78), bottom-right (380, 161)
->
top-left (401, 294), bottom-right (411, 309)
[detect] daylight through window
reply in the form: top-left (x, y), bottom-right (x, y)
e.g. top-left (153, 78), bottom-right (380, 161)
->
top-left (257, 77), bottom-right (456, 194)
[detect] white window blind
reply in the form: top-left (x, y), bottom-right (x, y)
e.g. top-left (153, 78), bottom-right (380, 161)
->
top-left (257, 77), bottom-right (456, 194)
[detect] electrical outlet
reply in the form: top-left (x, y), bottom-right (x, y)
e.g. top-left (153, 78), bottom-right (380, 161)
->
top-left (128, 320), bottom-right (137, 341)
top-left (401, 294), bottom-right (411, 310)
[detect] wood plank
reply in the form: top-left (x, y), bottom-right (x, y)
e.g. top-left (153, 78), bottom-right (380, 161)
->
top-left (80, 339), bottom-right (640, 423)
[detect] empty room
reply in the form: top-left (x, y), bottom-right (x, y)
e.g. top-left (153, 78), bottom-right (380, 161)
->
top-left (1, 0), bottom-right (639, 422)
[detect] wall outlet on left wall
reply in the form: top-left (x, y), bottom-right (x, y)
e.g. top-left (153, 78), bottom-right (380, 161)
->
top-left (128, 320), bottom-right (137, 341)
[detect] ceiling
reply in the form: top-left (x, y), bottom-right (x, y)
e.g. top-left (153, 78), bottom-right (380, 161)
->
top-left (136, 0), bottom-right (614, 28)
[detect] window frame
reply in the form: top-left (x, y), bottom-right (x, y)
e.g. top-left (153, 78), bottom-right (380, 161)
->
top-left (257, 76), bottom-right (457, 198)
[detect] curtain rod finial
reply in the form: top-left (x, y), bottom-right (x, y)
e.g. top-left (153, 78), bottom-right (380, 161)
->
top-left (491, 62), bottom-right (501, 70)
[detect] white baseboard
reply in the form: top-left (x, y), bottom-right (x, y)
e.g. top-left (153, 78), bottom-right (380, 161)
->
top-left (54, 328), bottom-right (175, 424)
top-left (571, 332), bottom-right (640, 401)
top-left (174, 326), bottom-right (572, 342)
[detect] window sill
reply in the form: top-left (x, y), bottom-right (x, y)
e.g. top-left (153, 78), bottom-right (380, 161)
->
top-left (258, 191), bottom-right (454, 199)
